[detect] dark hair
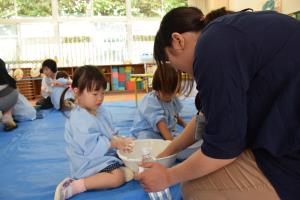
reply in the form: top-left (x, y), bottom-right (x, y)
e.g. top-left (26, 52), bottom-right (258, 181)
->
top-left (0, 58), bottom-right (16, 89)
top-left (203, 7), bottom-right (234, 27)
top-left (152, 64), bottom-right (179, 94)
top-left (154, 7), bottom-right (204, 66)
top-left (56, 71), bottom-right (69, 79)
top-left (42, 59), bottom-right (57, 73)
top-left (195, 92), bottom-right (202, 113)
top-left (154, 7), bottom-right (234, 96)
top-left (59, 65), bottom-right (106, 111)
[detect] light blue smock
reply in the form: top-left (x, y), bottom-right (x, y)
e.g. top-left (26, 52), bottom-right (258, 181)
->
top-left (12, 93), bottom-right (36, 121)
top-left (130, 91), bottom-right (182, 139)
top-left (41, 74), bottom-right (56, 98)
top-left (64, 105), bottom-right (122, 179)
top-left (50, 78), bottom-right (74, 110)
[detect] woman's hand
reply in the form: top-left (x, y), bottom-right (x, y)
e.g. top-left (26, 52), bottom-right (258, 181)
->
top-left (135, 162), bottom-right (172, 192)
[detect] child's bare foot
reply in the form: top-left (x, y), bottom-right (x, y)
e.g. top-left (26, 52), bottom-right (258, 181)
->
top-left (54, 178), bottom-right (74, 200)
top-left (121, 167), bottom-right (134, 182)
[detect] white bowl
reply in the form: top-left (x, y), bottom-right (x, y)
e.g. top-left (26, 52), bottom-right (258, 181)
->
top-left (117, 139), bottom-right (177, 172)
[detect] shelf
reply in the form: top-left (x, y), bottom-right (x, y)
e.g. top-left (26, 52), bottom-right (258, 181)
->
top-left (18, 77), bottom-right (43, 81)
top-left (16, 63), bottom-right (148, 100)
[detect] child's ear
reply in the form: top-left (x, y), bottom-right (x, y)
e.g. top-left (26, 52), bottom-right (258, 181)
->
top-left (171, 32), bottom-right (185, 51)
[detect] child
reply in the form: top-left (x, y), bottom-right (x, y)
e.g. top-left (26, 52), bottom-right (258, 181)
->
top-left (130, 65), bottom-right (186, 140)
top-left (12, 93), bottom-right (40, 121)
top-left (0, 58), bottom-right (18, 131)
top-left (50, 71), bottom-right (74, 110)
top-left (36, 59), bottom-right (57, 109)
top-left (54, 66), bottom-right (134, 200)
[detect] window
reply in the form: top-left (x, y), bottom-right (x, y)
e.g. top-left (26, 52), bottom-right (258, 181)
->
top-left (59, 0), bottom-right (89, 16)
top-left (93, 0), bottom-right (126, 16)
top-left (0, 0), bottom-right (51, 18)
top-left (17, 0), bottom-right (51, 17)
top-left (0, 0), bottom-right (187, 66)
top-left (0, 0), bottom-right (14, 18)
top-left (0, 25), bottom-right (17, 62)
top-left (131, 20), bottom-right (159, 62)
top-left (131, 0), bottom-right (187, 17)
top-left (131, 0), bottom-right (162, 17)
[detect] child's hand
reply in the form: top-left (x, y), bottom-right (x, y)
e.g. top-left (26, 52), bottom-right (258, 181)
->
top-left (111, 136), bottom-right (135, 153)
top-left (121, 137), bottom-right (135, 153)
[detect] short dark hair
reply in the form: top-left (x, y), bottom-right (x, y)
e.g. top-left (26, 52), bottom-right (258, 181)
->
top-left (42, 59), bottom-right (57, 73)
top-left (56, 71), bottom-right (69, 79)
top-left (152, 64), bottom-right (179, 94)
top-left (72, 65), bottom-right (107, 94)
top-left (59, 65), bottom-right (107, 111)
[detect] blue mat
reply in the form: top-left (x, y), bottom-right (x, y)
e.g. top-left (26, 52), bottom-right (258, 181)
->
top-left (0, 97), bottom-right (196, 200)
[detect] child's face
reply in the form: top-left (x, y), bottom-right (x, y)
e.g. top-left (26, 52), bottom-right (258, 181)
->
top-left (76, 87), bottom-right (105, 112)
top-left (42, 67), bottom-right (55, 78)
top-left (157, 91), bottom-right (176, 102)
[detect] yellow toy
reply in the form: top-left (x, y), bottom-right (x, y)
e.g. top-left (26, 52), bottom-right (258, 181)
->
top-left (13, 68), bottom-right (24, 80)
top-left (30, 66), bottom-right (41, 78)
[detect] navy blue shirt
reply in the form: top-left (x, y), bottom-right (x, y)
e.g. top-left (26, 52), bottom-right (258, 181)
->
top-left (194, 11), bottom-right (300, 200)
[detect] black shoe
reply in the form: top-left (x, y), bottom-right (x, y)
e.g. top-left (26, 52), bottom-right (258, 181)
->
top-left (4, 124), bottom-right (18, 132)
top-left (36, 97), bottom-right (54, 110)
top-left (34, 105), bottom-right (42, 111)
top-left (36, 111), bottom-right (44, 119)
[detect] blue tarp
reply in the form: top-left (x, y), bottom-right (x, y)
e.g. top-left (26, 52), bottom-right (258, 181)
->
top-left (0, 98), bottom-right (196, 200)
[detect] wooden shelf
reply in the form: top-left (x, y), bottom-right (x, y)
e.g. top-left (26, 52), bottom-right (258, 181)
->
top-left (16, 63), bottom-right (153, 100)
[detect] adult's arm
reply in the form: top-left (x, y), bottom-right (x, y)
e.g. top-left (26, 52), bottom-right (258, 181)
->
top-left (157, 116), bottom-right (196, 158)
top-left (136, 148), bottom-right (236, 192)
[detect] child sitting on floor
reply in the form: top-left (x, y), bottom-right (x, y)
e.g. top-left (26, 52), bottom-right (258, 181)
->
top-left (49, 71), bottom-right (74, 111)
top-left (130, 65), bottom-right (186, 140)
top-left (12, 93), bottom-right (42, 121)
top-left (54, 65), bottom-right (134, 200)
top-left (36, 59), bottom-right (57, 109)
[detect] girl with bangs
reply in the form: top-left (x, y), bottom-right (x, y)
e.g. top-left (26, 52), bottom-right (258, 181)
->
top-left (55, 65), bottom-right (134, 200)
top-left (130, 65), bottom-right (186, 141)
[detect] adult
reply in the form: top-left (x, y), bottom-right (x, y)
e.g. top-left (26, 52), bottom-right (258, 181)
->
top-left (0, 58), bottom-right (18, 131)
top-left (136, 7), bottom-right (300, 200)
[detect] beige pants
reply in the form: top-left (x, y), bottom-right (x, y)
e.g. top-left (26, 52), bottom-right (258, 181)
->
top-left (182, 150), bottom-right (280, 200)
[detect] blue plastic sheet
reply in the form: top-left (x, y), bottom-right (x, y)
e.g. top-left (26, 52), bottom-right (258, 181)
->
top-left (0, 98), bottom-right (196, 200)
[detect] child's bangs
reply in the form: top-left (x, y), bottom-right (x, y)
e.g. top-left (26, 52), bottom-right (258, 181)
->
top-left (84, 78), bottom-right (104, 92)
top-left (88, 80), bottom-right (102, 92)
top-left (75, 66), bottom-right (107, 93)
top-left (84, 71), bottom-right (106, 92)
